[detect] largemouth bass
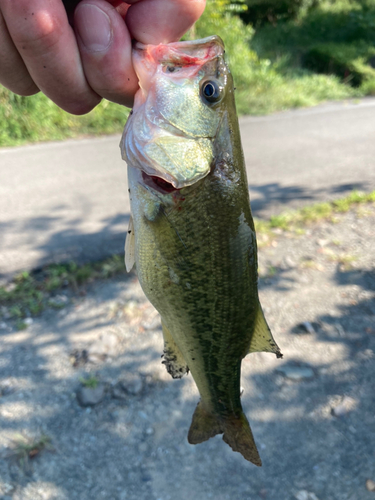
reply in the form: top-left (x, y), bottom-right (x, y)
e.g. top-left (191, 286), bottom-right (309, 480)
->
top-left (120, 36), bottom-right (282, 466)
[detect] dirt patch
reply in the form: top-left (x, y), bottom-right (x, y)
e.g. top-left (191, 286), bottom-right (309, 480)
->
top-left (0, 205), bottom-right (374, 500)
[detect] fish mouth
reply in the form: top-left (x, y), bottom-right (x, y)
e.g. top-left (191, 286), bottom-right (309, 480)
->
top-left (141, 171), bottom-right (180, 194)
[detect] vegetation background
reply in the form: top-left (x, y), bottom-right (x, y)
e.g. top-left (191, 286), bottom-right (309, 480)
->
top-left (1, 0), bottom-right (375, 146)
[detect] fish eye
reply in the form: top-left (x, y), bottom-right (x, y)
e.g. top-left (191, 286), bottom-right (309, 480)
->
top-left (201, 80), bottom-right (223, 104)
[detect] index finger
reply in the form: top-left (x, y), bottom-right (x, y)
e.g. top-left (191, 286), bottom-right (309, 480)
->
top-left (0, 0), bottom-right (100, 114)
top-left (125, 0), bottom-right (206, 45)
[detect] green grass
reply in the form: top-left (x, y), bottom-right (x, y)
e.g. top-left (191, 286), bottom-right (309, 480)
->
top-left (79, 375), bottom-right (99, 389)
top-left (0, 89), bottom-right (129, 147)
top-left (254, 190), bottom-right (375, 238)
top-left (0, 255), bottom-right (126, 323)
top-left (251, 0), bottom-right (375, 95)
top-left (8, 434), bottom-right (53, 469)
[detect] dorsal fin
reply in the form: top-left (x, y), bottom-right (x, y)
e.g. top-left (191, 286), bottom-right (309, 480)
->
top-left (248, 304), bottom-right (283, 358)
top-left (125, 215), bottom-right (135, 272)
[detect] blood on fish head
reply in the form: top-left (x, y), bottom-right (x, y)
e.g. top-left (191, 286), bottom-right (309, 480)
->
top-left (133, 36), bottom-right (225, 97)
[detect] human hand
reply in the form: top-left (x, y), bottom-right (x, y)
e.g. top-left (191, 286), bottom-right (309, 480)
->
top-left (0, 0), bottom-right (205, 114)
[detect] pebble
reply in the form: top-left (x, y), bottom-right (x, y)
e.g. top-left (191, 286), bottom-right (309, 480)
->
top-left (292, 321), bottom-right (317, 334)
top-left (24, 318), bottom-right (33, 326)
top-left (120, 373), bottom-right (143, 396)
top-left (88, 333), bottom-right (119, 363)
top-left (331, 396), bottom-right (357, 417)
top-left (0, 306), bottom-right (11, 319)
top-left (112, 384), bottom-right (128, 400)
top-left (366, 479), bottom-right (375, 492)
top-left (276, 365), bottom-right (315, 381)
top-left (335, 322), bottom-right (346, 337)
top-left (301, 321), bottom-right (316, 334)
top-left (142, 315), bottom-right (161, 331)
top-left (0, 383), bottom-right (14, 397)
top-left (76, 384), bottom-right (106, 407)
top-left (294, 491), bottom-right (320, 500)
top-left (48, 294), bottom-right (68, 307)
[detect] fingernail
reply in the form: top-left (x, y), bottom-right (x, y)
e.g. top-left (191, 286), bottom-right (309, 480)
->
top-left (75, 4), bottom-right (112, 52)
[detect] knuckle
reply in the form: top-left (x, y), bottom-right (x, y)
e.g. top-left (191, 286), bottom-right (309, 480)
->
top-left (12, 11), bottom-right (63, 51)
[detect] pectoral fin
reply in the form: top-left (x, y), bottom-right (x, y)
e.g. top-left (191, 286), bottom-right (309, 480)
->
top-left (125, 215), bottom-right (135, 272)
top-left (161, 320), bottom-right (189, 379)
top-left (248, 304), bottom-right (283, 358)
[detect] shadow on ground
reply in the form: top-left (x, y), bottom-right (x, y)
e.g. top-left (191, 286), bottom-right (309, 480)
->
top-left (249, 181), bottom-right (370, 217)
top-left (0, 244), bottom-right (374, 499)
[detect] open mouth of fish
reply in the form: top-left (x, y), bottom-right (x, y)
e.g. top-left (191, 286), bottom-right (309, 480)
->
top-left (141, 171), bottom-right (180, 194)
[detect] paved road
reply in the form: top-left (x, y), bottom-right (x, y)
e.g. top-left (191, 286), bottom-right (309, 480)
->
top-left (1, 98), bottom-right (375, 282)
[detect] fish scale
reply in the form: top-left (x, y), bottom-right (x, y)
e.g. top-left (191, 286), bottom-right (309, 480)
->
top-left (122, 35), bottom-right (282, 465)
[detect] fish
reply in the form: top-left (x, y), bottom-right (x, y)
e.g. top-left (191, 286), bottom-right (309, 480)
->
top-left (120, 35), bottom-right (282, 466)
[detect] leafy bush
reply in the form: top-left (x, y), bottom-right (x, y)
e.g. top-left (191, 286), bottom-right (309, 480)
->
top-left (193, 0), bottom-right (357, 114)
top-left (240, 0), bottom-right (319, 26)
top-left (253, 2), bottom-right (375, 57)
top-left (302, 42), bottom-right (375, 86)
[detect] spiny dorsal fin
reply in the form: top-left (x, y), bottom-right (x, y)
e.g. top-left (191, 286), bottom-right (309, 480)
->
top-left (161, 320), bottom-right (189, 379)
top-left (125, 215), bottom-right (135, 272)
top-left (248, 304), bottom-right (283, 358)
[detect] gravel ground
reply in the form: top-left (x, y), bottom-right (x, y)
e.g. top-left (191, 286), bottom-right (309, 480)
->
top-left (0, 204), bottom-right (374, 500)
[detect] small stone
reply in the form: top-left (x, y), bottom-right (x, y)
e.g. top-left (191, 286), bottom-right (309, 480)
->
top-left (112, 384), bottom-right (128, 400)
top-left (142, 314), bottom-right (161, 331)
top-left (292, 322), bottom-right (317, 334)
top-left (3, 483), bottom-right (14, 493)
top-left (301, 321), bottom-right (316, 334)
top-left (0, 382), bottom-right (14, 397)
top-left (335, 322), bottom-right (345, 337)
top-left (70, 349), bottom-right (89, 367)
top-left (5, 282), bottom-right (16, 293)
top-left (1, 306), bottom-right (11, 319)
top-left (366, 479), bottom-right (375, 492)
top-left (120, 373), bottom-right (143, 395)
top-left (331, 396), bottom-right (357, 417)
top-left (294, 491), bottom-right (320, 500)
top-left (48, 294), bottom-right (68, 307)
top-left (284, 255), bottom-right (296, 267)
top-left (24, 317), bottom-right (33, 326)
top-left (76, 384), bottom-right (106, 407)
top-left (88, 333), bottom-right (119, 362)
top-left (276, 365), bottom-right (315, 381)
top-left (0, 322), bottom-right (7, 330)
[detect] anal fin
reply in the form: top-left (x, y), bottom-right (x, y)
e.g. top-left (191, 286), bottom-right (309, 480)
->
top-left (161, 320), bottom-right (189, 379)
top-left (248, 303), bottom-right (283, 358)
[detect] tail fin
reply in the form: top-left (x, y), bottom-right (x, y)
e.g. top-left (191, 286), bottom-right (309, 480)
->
top-left (187, 402), bottom-right (262, 466)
